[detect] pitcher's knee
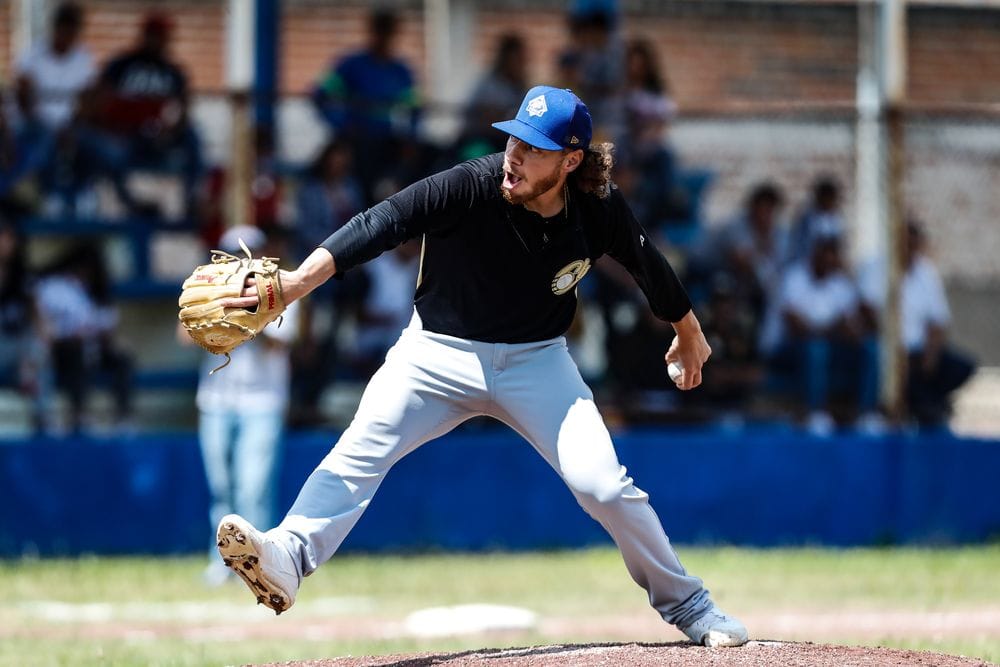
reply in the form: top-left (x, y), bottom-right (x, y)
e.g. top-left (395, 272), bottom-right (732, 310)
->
top-left (568, 473), bottom-right (629, 506)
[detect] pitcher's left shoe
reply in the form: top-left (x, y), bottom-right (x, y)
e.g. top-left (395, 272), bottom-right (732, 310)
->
top-left (680, 605), bottom-right (749, 647)
top-left (216, 514), bottom-right (299, 615)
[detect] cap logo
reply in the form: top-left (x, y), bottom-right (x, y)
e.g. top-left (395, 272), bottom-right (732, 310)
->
top-left (526, 95), bottom-right (548, 117)
top-left (569, 136), bottom-right (579, 144)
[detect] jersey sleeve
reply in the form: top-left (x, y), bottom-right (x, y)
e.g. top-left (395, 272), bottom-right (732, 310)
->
top-left (320, 160), bottom-right (488, 273)
top-left (602, 187), bottom-right (692, 322)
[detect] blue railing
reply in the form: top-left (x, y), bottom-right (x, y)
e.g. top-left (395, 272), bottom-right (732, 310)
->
top-left (2, 427), bottom-right (998, 556)
top-left (23, 215), bottom-right (199, 299)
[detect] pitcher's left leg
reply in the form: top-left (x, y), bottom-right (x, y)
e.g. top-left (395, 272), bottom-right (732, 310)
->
top-left (491, 341), bottom-right (707, 625)
top-left (492, 340), bottom-right (746, 645)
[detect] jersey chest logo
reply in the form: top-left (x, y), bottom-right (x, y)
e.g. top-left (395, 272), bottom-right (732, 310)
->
top-left (551, 259), bottom-right (591, 295)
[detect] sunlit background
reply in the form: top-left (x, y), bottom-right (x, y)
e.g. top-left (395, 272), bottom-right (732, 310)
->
top-left (0, 1), bottom-right (998, 665)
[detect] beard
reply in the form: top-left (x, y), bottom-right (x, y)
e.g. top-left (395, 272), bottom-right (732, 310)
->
top-left (502, 161), bottom-right (563, 206)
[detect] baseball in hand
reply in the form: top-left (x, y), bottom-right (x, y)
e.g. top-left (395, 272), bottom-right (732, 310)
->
top-left (667, 361), bottom-right (684, 384)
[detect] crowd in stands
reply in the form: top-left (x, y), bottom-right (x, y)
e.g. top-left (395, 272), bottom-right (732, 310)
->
top-left (0, 2), bottom-right (975, 438)
top-left (3, 4), bottom-right (197, 220)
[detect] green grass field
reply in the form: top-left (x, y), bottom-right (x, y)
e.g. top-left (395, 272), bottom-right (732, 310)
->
top-left (1, 546), bottom-right (998, 667)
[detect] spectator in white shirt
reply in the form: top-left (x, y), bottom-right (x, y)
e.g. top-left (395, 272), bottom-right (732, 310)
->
top-left (859, 221), bottom-right (975, 429)
top-left (0, 215), bottom-right (52, 433)
top-left (15, 3), bottom-right (95, 132)
top-left (14, 3), bottom-right (149, 219)
top-left (762, 230), bottom-right (880, 435)
top-left (34, 242), bottom-right (133, 435)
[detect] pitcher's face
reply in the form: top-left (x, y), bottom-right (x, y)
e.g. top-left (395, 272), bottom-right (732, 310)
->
top-left (501, 136), bottom-right (568, 206)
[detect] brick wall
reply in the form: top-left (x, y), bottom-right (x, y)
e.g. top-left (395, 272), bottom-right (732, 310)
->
top-left (909, 6), bottom-right (1000, 105)
top-left (1, 1), bottom-right (226, 91)
top-left (626, 3), bottom-right (859, 107)
top-left (3, 2), bottom-right (999, 105)
top-left (0, 2), bottom-right (11, 82)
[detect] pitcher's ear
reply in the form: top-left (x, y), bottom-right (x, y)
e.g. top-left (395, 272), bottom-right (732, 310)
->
top-left (563, 148), bottom-right (584, 173)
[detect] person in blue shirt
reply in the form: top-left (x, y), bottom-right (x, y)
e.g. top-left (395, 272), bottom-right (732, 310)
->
top-left (311, 9), bottom-right (420, 205)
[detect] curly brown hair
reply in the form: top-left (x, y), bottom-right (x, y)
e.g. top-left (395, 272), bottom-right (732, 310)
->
top-left (568, 142), bottom-right (615, 199)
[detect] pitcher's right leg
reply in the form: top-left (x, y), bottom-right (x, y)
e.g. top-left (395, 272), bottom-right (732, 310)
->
top-left (217, 514), bottom-right (299, 614)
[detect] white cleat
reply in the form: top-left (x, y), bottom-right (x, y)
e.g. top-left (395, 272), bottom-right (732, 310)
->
top-left (216, 514), bottom-right (299, 615)
top-left (680, 605), bottom-right (749, 647)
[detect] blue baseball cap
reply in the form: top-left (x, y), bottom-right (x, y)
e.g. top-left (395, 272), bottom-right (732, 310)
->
top-left (492, 86), bottom-right (592, 151)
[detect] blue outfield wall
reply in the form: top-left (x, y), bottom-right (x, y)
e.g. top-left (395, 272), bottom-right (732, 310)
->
top-left (1, 427), bottom-right (999, 556)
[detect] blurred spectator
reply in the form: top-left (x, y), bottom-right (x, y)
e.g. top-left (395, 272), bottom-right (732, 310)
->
top-left (34, 120), bottom-right (140, 219)
top-left (621, 39), bottom-right (676, 149)
top-left (457, 33), bottom-right (529, 159)
top-left (789, 176), bottom-right (845, 263)
top-left (14, 2), bottom-right (95, 133)
top-left (694, 274), bottom-right (765, 422)
top-left (760, 231), bottom-right (880, 436)
top-left (251, 125), bottom-right (284, 231)
top-left (92, 12), bottom-right (203, 218)
top-left (0, 215), bottom-right (52, 433)
top-left (183, 226), bottom-right (300, 586)
top-left (198, 126), bottom-right (287, 249)
top-left (198, 166), bottom-right (229, 249)
top-left (590, 255), bottom-right (679, 422)
top-left (13, 2), bottom-right (140, 218)
top-left (34, 243), bottom-right (134, 435)
top-left (0, 97), bottom-right (51, 214)
top-left (710, 183), bottom-right (789, 324)
top-left (613, 39), bottom-right (686, 234)
top-left (556, 5), bottom-right (624, 141)
top-left (859, 220), bottom-right (975, 430)
top-left (294, 138), bottom-right (365, 261)
top-left (676, 184), bottom-right (785, 422)
top-left (370, 132), bottom-right (440, 203)
top-left (311, 8), bottom-right (419, 205)
top-left (353, 239), bottom-right (421, 378)
top-left (290, 138), bottom-right (366, 425)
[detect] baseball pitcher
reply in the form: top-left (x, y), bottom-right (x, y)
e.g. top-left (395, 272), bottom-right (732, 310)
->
top-left (190, 86), bottom-right (748, 648)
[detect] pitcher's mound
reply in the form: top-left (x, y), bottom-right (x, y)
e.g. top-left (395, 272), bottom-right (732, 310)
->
top-left (255, 640), bottom-right (993, 666)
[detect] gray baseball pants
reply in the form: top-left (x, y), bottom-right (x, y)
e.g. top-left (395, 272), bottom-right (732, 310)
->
top-left (273, 318), bottom-right (713, 628)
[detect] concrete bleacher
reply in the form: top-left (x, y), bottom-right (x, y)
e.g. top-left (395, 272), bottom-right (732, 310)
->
top-left (0, 174), bottom-right (205, 436)
top-left (951, 366), bottom-right (1000, 438)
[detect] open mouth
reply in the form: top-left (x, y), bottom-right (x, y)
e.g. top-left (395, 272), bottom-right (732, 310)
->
top-left (503, 170), bottom-right (523, 190)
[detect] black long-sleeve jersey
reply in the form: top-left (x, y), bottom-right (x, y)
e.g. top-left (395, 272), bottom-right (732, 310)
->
top-left (321, 152), bottom-right (692, 343)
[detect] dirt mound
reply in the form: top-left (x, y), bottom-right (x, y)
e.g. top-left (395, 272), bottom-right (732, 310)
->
top-left (254, 640), bottom-right (993, 667)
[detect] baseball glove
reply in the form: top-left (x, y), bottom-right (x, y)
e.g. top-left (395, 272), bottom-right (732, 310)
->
top-left (178, 239), bottom-right (285, 372)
